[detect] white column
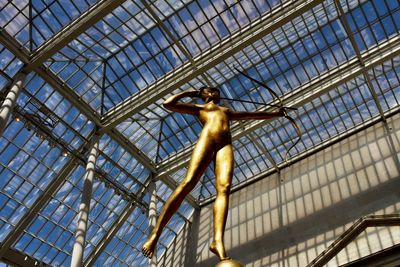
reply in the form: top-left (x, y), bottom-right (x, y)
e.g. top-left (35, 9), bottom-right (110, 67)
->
top-left (71, 135), bottom-right (100, 267)
top-left (0, 72), bottom-right (26, 136)
top-left (148, 182), bottom-right (158, 267)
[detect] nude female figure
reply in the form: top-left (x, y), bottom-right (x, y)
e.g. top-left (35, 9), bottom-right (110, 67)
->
top-left (142, 87), bottom-right (285, 261)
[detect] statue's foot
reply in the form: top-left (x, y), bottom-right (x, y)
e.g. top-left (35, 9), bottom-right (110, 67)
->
top-left (210, 240), bottom-right (230, 261)
top-left (142, 235), bottom-right (157, 258)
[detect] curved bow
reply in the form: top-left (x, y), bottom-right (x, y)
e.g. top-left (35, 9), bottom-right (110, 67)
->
top-left (234, 67), bottom-right (302, 163)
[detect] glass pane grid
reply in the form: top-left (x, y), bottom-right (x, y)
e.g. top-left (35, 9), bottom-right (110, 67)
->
top-left (44, 58), bottom-right (105, 112)
top-left (103, 32), bottom-right (187, 110)
top-left (0, 120), bottom-right (68, 243)
top-left (0, 0), bottom-right (30, 48)
top-left (116, 118), bottom-right (162, 161)
top-left (94, 180), bottom-right (193, 266)
top-left (59, 1), bottom-right (151, 60)
top-left (13, 165), bottom-right (128, 266)
top-left (0, 0), bottom-right (399, 265)
top-left (369, 56), bottom-right (400, 112)
top-left (98, 134), bottom-right (151, 193)
top-left (16, 74), bottom-right (95, 151)
top-left (49, 0), bottom-right (290, 110)
top-left (341, 0), bottom-right (400, 52)
top-left (94, 206), bottom-right (150, 267)
top-left (206, 0), bottom-right (359, 103)
top-left (153, 0), bottom-right (284, 57)
top-left (157, 0), bottom-right (399, 186)
top-left (250, 71), bottom-right (389, 166)
top-left (0, 45), bottom-right (24, 80)
top-left (31, 0), bottom-right (101, 49)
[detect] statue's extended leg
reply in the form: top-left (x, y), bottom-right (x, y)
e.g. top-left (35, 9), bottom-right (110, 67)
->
top-left (210, 144), bottom-right (233, 261)
top-left (142, 136), bottom-right (214, 258)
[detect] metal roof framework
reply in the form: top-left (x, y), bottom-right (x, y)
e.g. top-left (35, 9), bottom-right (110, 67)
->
top-left (0, 0), bottom-right (399, 266)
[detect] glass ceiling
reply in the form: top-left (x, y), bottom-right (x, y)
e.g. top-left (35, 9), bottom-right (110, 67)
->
top-left (0, 0), bottom-right (399, 266)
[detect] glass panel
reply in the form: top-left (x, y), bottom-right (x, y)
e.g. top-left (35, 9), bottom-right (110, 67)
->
top-left (13, 166), bottom-right (128, 265)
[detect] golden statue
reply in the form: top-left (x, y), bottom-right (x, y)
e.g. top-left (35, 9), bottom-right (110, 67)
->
top-left (142, 87), bottom-right (286, 264)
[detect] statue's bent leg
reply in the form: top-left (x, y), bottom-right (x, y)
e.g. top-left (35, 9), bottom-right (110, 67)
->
top-left (211, 144), bottom-right (234, 261)
top-left (142, 135), bottom-right (214, 258)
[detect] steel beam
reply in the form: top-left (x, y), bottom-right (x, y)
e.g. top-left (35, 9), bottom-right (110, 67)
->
top-left (100, 0), bottom-right (325, 131)
top-left (307, 214), bottom-right (400, 267)
top-left (0, 30), bottom-right (102, 127)
top-left (1, 247), bottom-right (47, 267)
top-left (0, 29), bottom-right (30, 64)
top-left (156, 35), bottom-right (400, 177)
top-left (26, 0), bottom-right (127, 70)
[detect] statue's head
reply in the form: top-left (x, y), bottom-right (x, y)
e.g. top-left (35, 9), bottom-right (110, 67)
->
top-left (200, 86), bottom-right (220, 104)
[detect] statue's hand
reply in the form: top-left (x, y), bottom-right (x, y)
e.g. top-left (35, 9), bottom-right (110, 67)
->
top-left (279, 106), bottom-right (288, 117)
top-left (186, 89), bottom-right (201, 97)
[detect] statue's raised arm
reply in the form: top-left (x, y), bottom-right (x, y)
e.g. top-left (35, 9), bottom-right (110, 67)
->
top-left (163, 90), bottom-right (203, 115)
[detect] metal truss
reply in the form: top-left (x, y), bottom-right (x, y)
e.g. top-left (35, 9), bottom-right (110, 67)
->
top-left (100, 0), bottom-right (325, 131)
top-left (0, 30), bottom-right (101, 126)
top-left (0, 18), bottom-right (199, 267)
top-left (0, 30), bottom-right (30, 64)
top-left (156, 35), bottom-right (400, 178)
top-left (1, 247), bottom-right (48, 267)
top-left (0, 25), bottom-right (198, 202)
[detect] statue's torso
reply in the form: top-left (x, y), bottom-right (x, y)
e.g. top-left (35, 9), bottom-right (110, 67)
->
top-left (198, 102), bottom-right (232, 146)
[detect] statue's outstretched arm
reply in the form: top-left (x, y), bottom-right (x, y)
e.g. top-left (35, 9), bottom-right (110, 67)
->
top-left (228, 109), bottom-right (285, 120)
top-left (163, 90), bottom-right (202, 115)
